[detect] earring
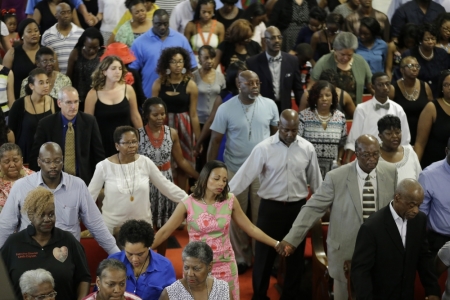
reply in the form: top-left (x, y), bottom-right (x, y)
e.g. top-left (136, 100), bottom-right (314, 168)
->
top-left (181, 68), bottom-right (186, 74)
top-left (166, 69), bottom-right (171, 75)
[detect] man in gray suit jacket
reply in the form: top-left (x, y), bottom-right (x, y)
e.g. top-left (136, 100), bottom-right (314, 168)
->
top-left (276, 134), bottom-right (398, 300)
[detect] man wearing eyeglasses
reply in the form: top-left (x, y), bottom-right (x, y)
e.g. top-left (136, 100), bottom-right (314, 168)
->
top-left (246, 26), bottom-right (303, 114)
top-left (344, 72), bottom-right (411, 164)
top-left (29, 86), bottom-right (105, 186)
top-left (276, 134), bottom-right (398, 300)
top-left (0, 141), bottom-right (119, 255)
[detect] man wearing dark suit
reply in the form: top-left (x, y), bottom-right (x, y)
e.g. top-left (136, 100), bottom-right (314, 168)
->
top-left (29, 86), bottom-right (105, 185)
top-left (276, 134), bottom-right (398, 300)
top-left (246, 26), bottom-right (302, 113)
top-left (351, 179), bottom-right (440, 300)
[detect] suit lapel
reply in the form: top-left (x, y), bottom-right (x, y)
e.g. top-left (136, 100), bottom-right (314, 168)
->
top-left (74, 113), bottom-right (83, 159)
top-left (259, 54), bottom-right (274, 86)
top-left (384, 205), bottom-right (405, 254)
top-left (52, 113), bottom-right (64, 146)
top-left (376, 166), bottom-right (387, 208)
top-left (347, 162), bottom-right (363, 223)
top-left (279, 52), bottom-right (287, 88)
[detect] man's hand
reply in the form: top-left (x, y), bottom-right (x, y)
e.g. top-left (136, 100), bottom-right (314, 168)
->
top-left (84, 13), bottom-right (98, 26)
top-left (193, 144), bottom-right (203, 157)
top-left (275, 240), bottom-right (296, 256)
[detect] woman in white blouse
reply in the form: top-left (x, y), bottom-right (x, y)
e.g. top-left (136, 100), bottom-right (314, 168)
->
top-left (377, 114), bottom-right (421, 182)
top-left (88, 126), bottom-right (187, 234)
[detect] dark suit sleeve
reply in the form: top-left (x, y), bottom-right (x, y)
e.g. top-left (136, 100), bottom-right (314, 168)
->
top-left (416, 214), bottom-right (441, 297)
top-left (291, 56), bottom-right (303, 106)
top-left (351, 224), bottom-right (375, 300)
top-left (89, 117), bottom-right (105, 180)
top-left (29, 118), bottom-right (48, 171)
top-left (390, 6), bottom-right (406, 38)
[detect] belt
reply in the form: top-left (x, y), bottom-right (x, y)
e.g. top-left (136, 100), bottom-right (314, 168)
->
top-left (261, 198), bottom-right (306, 205)
top-left (157, 161), bottom-right (171, 171)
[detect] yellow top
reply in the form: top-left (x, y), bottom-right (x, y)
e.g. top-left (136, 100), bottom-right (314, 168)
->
top-left (112, 3), bottom-right (159, 35)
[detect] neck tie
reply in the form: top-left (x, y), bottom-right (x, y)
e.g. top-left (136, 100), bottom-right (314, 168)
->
top-left (269, 56), bottom-right (282, 63)
top-left (375, 102), bottom-right (390, 110)
top-left (64, 122), bottom-right (76, 175)
top-left (362, 175), bottom-right (375, 221)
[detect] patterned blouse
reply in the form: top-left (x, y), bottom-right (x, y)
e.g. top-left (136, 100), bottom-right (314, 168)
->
top-left (299, 108), bottom-right (347, 178)
top-left (166, 278), bottom-right (230, 300)
top-left (0, 167), bottom-right (34, 212)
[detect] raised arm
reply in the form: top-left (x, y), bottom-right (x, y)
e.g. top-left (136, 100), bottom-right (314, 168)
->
top-left (151, 202), bottom-right (187, 249)
top-left (147, 158), bottom-right (188, 202)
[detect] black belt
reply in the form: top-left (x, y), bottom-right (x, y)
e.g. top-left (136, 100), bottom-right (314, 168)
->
top-left (261, 198), bottom-right (306, 205)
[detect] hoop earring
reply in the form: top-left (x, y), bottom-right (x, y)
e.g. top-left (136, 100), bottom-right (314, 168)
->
top-left (181, 68), bottom-right (186, 74)
top-left (166, 69), bottom-right (171, 75)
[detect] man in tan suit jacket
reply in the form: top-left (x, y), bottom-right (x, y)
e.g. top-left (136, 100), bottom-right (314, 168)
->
top-left (276, 134), bottom-right (398, 300)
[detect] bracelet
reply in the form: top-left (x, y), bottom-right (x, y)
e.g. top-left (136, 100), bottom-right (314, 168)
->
top-left (275, 241), bottom-right (280, 248)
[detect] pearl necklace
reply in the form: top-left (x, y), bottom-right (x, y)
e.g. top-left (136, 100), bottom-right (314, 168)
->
top-left (418, 46), bottom-right (434, 61)
top-left (315, 109), bottom-right (332, 126)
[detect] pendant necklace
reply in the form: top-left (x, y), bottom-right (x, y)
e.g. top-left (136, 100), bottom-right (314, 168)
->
top-left (133, 254), bottom-right (149, 294)
top-left (315, 109), bottom-right (332, 126)
top-left (118, 154), bottom-right (136, 201)
top-left (187, 278), bottom-right (209, 300)
top-left (442, 97), bottom-right (450, 107)
top-left (401, 78), bottom-right (418, 101)
top-left (239, 97), bottom-right (257, 140)
top-left (171, 82), bottom-right (181, 92)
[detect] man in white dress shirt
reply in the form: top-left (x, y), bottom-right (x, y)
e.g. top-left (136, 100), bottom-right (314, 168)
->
top-left (344, 72), bottom-right (410, 163)
top-left (229, 109), bottom-right (322, 300)
top-left (169, 0), bottom-right (197, 34)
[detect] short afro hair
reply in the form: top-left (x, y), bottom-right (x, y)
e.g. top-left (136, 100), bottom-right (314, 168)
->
top-left (118, 220), bottom-right (155, 247)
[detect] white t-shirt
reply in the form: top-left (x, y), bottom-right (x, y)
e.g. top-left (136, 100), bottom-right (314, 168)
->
top-left (252, 22), bottom-right (266, 46)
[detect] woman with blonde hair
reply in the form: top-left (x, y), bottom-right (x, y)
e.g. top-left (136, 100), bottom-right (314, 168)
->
top-left (1, 187), bottom-right (91, 300)
top-left (85, 55), bottom-right (143, 157)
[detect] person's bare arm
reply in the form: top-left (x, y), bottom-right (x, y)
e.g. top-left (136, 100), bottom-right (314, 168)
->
top-left (414, 102), bottom-right (436, 161)
top-left (270, 125), bottom-right (278, 135)
top-left (158, 289), bottom-right (170, 300)
top-left (32, 8), bottom-right (42, 25)
top-left (231, 197), bottom-right (277, 247)
top-left (343, 91), bottom-right (355, 119)
top-left (194, 95), bottom-right (222, 156)
top-left (424, 82), bottom-right (434, 101)
top-left (310, 31), bottom-right (319, 59)
top-left (306, 78), bottom-right (316, 90)
top-left (72, 9), bottom-right (82, 28)
top-left (299, 90), bottom-right (309, 111)
top-left (76, 282), bottom-right (90, 300)
top-left (171, 128), bottom-right (199, 179)
top-left (6, 69), bottom-right (14, 107)
top-left (343, 149), bottom-right (355, 165)
top-left (151, 202), bottom-right (187, 249)
top-left (188, 80), bottom-right (201, 140)
top-left (78, 3), bottom-right (98, 26)
top-left (386, 42), bottom-right (395, 80)
top-left (151, 78), bottom-right (161, 97)
top-left (207, 130), bottom-right (224, 161)
top-left (213, 49), bottom-right (223, 70)
top-left (388, 81), bottom-right (395, 99)
top-left (66, 49), bottom-right (78, 78)
top-left (107, 33), bottom-right (116, 45)
top-left (7, 130), bottom-right (14, 143)
top-left (184, 22), bottom-right (195, 46)
top-left (1, 36), bottom-right (10, 53)
top-left (83, 89), bottom-right (98, 114)
top-left (126, 85), bottom-right (143, 128)
top-left (3, 45), bottom-right (14, 69)
top-left (217, 22), bottom-right (225, 43)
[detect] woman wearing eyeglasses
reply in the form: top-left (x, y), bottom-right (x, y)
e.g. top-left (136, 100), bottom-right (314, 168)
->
top-left (435, 12), bottom-right (450, 54)
top-left (402, 23), bottom-right (450, 98)
top-left (19, 269), bottom-right (58, 300)
top-left (389, 56), bottom-right (433, 145)
top-left (84, 55), bottom-right (143, 157)
top-left (152, 47), bottom-right (200, 193)
top-left (88, 126), bottom-right (187, 235)
top-left (415, 70), bottom-right (450, 169)
top-left (1, 187), bottom-right (91, 300)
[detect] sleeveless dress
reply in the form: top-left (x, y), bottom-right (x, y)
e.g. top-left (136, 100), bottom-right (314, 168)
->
top-left (166, 277), bottom-right (230, 300)
top-left (421, 99), bottom-right (450, 169)
top-left (94, 86), bottom-right (131, 157)
top-left (158, 80), bottom-right (195, 168)
top-left (19, 109), bottom-right (52, 163)
top-left (190, 20), bottom-right (219, 52)
top-left (183, 194), bottom-right (239, 300)
top-left (12, 45), bottom-right (37, 98)
top-left (138, 125), bottom-right (177, 228)
top-left (72, 49), bottom-right (103, 107)
top-left (392, 80), bottom-right (428, 145)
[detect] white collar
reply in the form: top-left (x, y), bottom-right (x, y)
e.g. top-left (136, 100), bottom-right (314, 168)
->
top-left (356, 161), bottom-right (376, 180)
top-left (389, 200), bottom-right (405, 222)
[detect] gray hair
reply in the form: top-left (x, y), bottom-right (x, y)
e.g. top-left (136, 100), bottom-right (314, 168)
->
top-left (182, 241), bottom-right (213, 265)
top-left (333, 32), bottom-right (358, 51)
top-left (19, 269), bottom-right (54, 295)
top-left (96, 258), bottom-right (127, 278)
top-left (57, 86), bottom-right (78, 101)
top-left (0, 143), bottom-right (22, 159)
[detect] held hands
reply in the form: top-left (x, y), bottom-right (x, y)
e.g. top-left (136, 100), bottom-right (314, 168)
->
top-left (275, 240), bottom-right (296, 257)
top-left (85, 13), bottom-right (98, 26)
top-left (193, 144), bottom-right (203, 158)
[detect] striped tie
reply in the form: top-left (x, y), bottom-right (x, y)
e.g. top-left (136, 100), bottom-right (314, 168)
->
top-left (362, 175), bottom-right (375, 221)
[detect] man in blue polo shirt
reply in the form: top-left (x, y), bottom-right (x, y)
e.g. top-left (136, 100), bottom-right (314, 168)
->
top-left (129, 9), bottom-right (197, 98)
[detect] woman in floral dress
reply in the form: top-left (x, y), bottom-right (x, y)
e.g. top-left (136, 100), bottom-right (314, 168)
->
top-left (138, 97), bottom-right (199, 256)
top-left (151, 160), bottom-right (279, 299)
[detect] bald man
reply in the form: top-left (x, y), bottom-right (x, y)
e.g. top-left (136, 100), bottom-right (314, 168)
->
top-left (41, 2), bottom-right (84, 74)
top-left (0, 142), bottom-right (119, 254)
top-left (246, 26), bottom-right (303, 113)
top-left (229, 109), bottom-right (322, 299)
top-left (209, 70), bottom-right (279, 274)
top-left (351, 179), bottom-right (440, 300)
top-left (276, 134), bottom-right (398, 300)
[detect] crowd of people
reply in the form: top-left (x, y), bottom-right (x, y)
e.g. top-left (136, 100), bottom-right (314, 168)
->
top-left (0, 0), bottom-right (450, 299)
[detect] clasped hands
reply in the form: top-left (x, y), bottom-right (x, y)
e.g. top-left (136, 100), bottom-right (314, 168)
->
top-left (275, 240), bottom-right (296, 256)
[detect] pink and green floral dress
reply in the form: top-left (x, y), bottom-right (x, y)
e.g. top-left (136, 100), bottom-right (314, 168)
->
top-left (182, 193), bottom-right (239, 299)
